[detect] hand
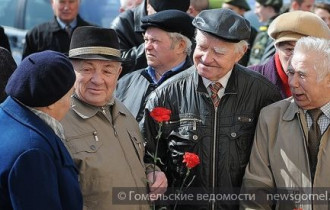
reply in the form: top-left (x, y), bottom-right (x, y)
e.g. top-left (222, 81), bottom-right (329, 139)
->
top-left (147, 171), bottom-right (167, 201)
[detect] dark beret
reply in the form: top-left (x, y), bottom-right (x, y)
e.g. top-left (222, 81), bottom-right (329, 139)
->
top-left (224, 0), bottom-right (251, 11)
top-left (149, 0), bottom-right (190, 12)
top-left (6, 50), bottom-right (75, 107)
top-left (141, 10), bottom-right (195, 40)
top-left (192, 8), bottom-right (251, 42)
top-left (256, 0), bottom-right (283, 10)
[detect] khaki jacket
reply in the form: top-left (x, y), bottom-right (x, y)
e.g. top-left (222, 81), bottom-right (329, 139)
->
top-left (241, 97), bottom-right (330, 210)
top-left (61, 96), bottom-right (150, 210)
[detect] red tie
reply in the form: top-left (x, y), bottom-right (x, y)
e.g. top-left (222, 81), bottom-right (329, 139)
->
top-left (209, 82), bottom-right (222, 107)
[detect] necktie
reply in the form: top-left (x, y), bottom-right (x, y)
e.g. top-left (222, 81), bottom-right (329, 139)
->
top-left (209, 82), bottom-right (222, 107)
top-left (307, 108), bottom-right (323, 180)
top-left (65, 24), bottom-right (72, 37)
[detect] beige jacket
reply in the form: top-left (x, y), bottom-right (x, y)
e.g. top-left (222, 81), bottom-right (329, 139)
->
top-left (61, 96), bottom-right (150, 210)
top-left (241, 97), bottom-right (330, 210)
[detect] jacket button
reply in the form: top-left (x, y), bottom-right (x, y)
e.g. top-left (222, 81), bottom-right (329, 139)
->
top-left (193, 135), bottom-right (198, 140)
top-left (90, 145), bottom-right (96, 150)
top-left (231, 132), bottom-right (237, 138)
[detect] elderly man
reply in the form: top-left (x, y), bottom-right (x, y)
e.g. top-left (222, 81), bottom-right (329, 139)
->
top-left (61, 26), bottom-right (167, 210)
top-left (140, 8), bottom-right (282, 209)
top-left (249, 11), bottom-right (330, 98)
top-left (110, 0), bottom-right (190, 76)
top-left (0, 51), bottom-right (82, 209)
top-left (241, 37), bottom-right (330, 209)
top-left (116, 9), bottom-right (194, 122)
top-left (22, 0), bottom-right (93, 59)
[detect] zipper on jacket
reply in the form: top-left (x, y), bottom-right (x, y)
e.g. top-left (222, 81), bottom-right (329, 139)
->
top-left (211, 107), bottom-right (218, 210)
top-left (167, 118), bottom-right (202, 131)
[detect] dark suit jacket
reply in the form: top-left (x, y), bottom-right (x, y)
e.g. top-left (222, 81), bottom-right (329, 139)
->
top-left (22, 15), bottom-right (93, 59)
top-left (0, 97), bottom-right (82, 210)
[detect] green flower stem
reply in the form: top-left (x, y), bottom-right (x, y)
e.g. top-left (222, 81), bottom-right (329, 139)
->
top-left (173, 169), bottom-right (191, 210)
top-left (153, 122), bottom-right (162, 183)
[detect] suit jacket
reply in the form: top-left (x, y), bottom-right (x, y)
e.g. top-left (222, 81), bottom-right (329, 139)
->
top-left (22, 15), bottom-right (93, 59)
top-left (0, 97), bottom-right (82, 210)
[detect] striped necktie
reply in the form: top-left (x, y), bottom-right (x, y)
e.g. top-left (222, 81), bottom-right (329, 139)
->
top-left (209, 82), bottom-right (222, 107)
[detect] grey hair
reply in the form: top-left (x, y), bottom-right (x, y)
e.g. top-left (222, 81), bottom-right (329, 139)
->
top-left (168, 32), bottom-right (193, 56)
top-left (293, 37), bottom-right (330, 81)
top-left (234, 40), bottom-right (249, 54)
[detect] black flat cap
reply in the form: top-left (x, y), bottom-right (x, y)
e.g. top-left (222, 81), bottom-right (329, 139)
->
top-left (6, 50), bottom-right (75, 107)
top-left (192, 8), bottom-right (251, 42)
top-left (149, 0), bottom-right (190, 12)
top-left (69, 26), bottom-right (126, 62)
top-left (141, 10), bottom-right (195, 40)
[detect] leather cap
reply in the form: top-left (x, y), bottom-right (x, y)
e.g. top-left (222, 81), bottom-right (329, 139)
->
top-left (141, 10), bottom-right (194, 40)
top-left (268, 11), bottom-right (330, 45)
top-left (192, 8), bottom-right (251, 42)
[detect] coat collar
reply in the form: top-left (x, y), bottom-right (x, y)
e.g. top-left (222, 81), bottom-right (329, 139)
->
top-left (194, 64), bottom-right (241, 95)
top-left (282, 97), bottom-right (301, 121)
top-left (70, 94), bottom-right (128, 120)
top-left (0, 97), bottom-right (73, 167)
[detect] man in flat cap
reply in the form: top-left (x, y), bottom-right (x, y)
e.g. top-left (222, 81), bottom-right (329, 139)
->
top-left (0, 50), bottom-right (82, 209)
top-left (116, 9), bottom-right (194, 122)
top-left (249, 11), bottom-right (330, 98)
top-left (140, 8), bottom-right (282, 209)
top-left (222, 0), bottom-right (258, 66)
top-left (61, 26), bottom-right (167, 210)
top-left (110, 0), bottom-right (190, 76)
top-left (248, 0), bottom-right (283, 66)
top-left (241, 36), bottom-right (330, 210)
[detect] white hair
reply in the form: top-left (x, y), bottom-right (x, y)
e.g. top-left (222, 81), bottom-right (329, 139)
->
top-left (169, 32), bottom-right (193, 56)
top-left (293, 36), bottom-right (330, 81)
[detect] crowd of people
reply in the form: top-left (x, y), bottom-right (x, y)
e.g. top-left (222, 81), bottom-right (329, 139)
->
top-left (0, 0), bottom-right (329, 209)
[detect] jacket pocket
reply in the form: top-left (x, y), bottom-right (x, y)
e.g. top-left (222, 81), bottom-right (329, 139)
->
top-left (65, 130), bottom-right (103, 154)
top-left (127, 129), bottom-right (145, 165)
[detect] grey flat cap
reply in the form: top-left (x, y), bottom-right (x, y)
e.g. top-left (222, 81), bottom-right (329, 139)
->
top-left (192, 8), bottom-right (251, 42)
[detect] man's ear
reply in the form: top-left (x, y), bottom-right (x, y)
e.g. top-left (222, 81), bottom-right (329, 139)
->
top-left (235, 44), bottom-right (248, 63)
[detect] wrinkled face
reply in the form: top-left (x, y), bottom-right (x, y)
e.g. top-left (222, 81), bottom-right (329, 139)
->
top-left (193, 30), bottom-right (243, 81)
top-left (255, 2), bottom-right (273, 22)
top-left (73, 59), bottom-right (122, 107)
top-left (314, 8), bottom-right (330, 29)
top-left (276, 41), bottom-right (296, 72)
top-left (222, 3), bottom-right (246, 16)
top-left (51, 0), bottom-right (80, 24)
top-left (288, 52), bottom-right (330, 109)
top-left (144, 27), bottom-right (182, 72)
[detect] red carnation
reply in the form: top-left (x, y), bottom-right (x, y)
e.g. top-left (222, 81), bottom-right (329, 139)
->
top-left (183, 152), bottom-right (200, 169)
top-left (150, 107), bottom-right (171, 123)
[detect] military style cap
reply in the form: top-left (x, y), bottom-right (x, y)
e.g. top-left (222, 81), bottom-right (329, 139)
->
top-left (224, 0), bottom-right (251, 11)
top-left (256, 0), bottom-right (283, 9)
top-left (192, 8), bottom-right (251, 42)
top-left (141, 10), bottom-right (195, 40)
top-left (149, 0), bottom-right (190, 12)
top-left (268, 11), bottom-right (330, 45)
